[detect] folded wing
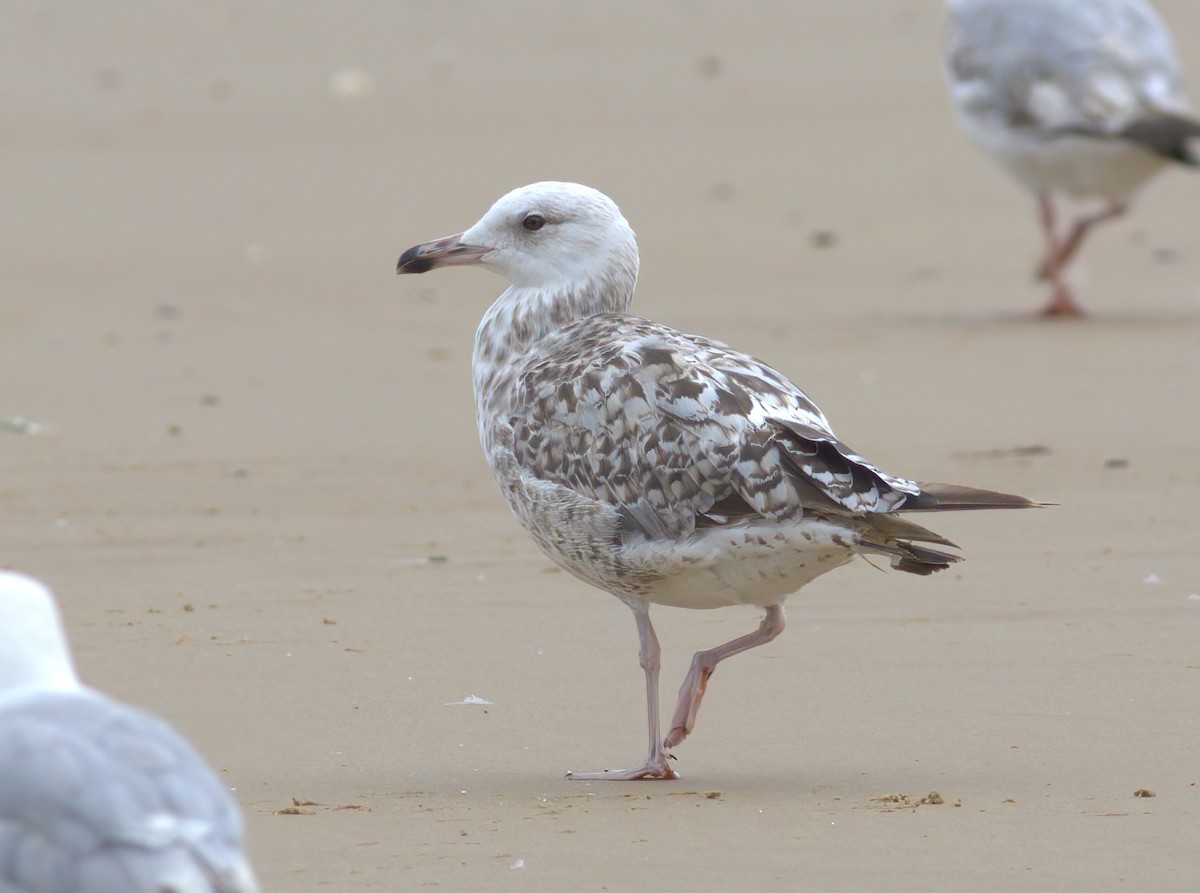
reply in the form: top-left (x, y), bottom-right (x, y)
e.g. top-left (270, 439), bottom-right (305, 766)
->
top-left (508, 317), bottom-right (967, 545)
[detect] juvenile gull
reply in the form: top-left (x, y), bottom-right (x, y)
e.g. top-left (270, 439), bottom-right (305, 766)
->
top-left (944, 0), bottom-right (1200, 316)
top-left (0, 572), bottom-right (259, 892)
top-left (397, 182), bottom-right (1038, 780)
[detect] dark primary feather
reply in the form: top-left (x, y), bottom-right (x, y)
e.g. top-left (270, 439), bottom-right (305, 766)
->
top-left (771, 417), bottom-right (915, 515)
top-left (902, 482), bottom-right (1043, 512)
top-left (1120, 113), bottom-right (1200, 164)
top-left (1048, 113), bottom-right (1200, 165)
top-left (872, 483), bottom-right (1042, 575)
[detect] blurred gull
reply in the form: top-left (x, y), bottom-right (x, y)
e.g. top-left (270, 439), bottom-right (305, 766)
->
top-left (944, 0), bottom-right (1200, 315)
top-left (396, 182), bottom-right (1038, 780)
top-left (0, 572), bottom-right (259, 892)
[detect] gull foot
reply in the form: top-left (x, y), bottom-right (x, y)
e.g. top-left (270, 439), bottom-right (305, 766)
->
top-left (1041, 285), bottom-right (1085, 318)
top-left (1041, 299), bottom-right (1086, 318)
top-left (566, 754), bottom-right (679, 781)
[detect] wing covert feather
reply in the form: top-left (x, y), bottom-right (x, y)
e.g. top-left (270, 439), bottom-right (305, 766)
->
top-left (507, 316), bottom-right (920, 540)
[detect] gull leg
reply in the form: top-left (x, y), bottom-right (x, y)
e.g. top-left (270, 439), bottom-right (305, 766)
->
top-left (567, 599), bottom-right (678, 781)
top-left (1034, 192), bottom-right (1084, 317)
top-left (1037, 199), bottom-right (1127, 317)
top-left (1042, 281), bottom-right (1086, 318)
top-left (1053, 202), bottom-right (1128, 275)
top-left (664, 605), bottom-right (785, 749)
top-left (1034, 191), bottom-right (1059, 282)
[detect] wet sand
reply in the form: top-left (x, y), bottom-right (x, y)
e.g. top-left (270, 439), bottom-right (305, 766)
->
top-left (2, 2), bottom-right (1199, 890)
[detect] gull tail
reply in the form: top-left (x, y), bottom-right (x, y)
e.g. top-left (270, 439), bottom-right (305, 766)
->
top-left (890, 541), bottom-right (961, 576)
top-left (856, 530), bottom-right (961, 576)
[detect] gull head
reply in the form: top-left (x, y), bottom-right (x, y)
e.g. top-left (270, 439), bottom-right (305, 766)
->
top-left (0, 572), bottom-right (79, 694)
top-left (396, 181), bottom-right (639, 293)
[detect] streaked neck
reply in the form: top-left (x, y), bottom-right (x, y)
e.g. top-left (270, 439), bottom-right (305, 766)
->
top-left (472, 272), bottom-right (636, 418)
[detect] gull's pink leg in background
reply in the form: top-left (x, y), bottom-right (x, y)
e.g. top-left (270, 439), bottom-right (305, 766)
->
top-left (1035, 193), bottom-right (1127, 317)
top-left (1035, 191), bottom-right (1059, 282)
top-left (1051, 202), bottom-right (1127, 278)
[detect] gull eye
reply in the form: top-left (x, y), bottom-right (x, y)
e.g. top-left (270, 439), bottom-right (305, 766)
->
top-left (522, 213), bottom-right (546, 232)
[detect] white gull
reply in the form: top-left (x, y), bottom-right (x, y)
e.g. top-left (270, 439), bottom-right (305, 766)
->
top-left (397, 181), bottom-right (1038, 780)
top-left (0, 572), bottom-right (259, 891)
top-left (944, 0), bottom-right (1200, 316)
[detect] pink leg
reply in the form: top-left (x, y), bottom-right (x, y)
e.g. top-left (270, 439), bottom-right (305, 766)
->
top-left (1041, 283), bottom-right (1086, 318)
top-left (1034, 191), bottom-right (1058, 282)
top-left (1035, 196), bottom-right (1127, 317)
top-left (566, 599), bottom-right (679, 781)
top-left (1052, 202), bottom-right (1127, 275)
top-left (664, 605), bottom-right (786, 749)
top-left (1035, 193), bottom-right (1083, 316)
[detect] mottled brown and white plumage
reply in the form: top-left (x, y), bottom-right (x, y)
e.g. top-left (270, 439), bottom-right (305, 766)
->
top-left (397, 182), bottom-right (1037, 779)
top-left (945, 0), bottom-right (1200, 316)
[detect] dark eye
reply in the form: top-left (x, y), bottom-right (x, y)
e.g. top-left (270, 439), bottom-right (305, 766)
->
top-left (522, 213), bottom-right (546, 232)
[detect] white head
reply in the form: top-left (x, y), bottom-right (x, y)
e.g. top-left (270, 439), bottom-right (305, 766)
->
top-left (397, 181), bottom-right (639, 299)
top-left (0, 572), bottom-right (80, 694)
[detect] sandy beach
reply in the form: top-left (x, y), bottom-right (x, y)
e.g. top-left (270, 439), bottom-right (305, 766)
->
top-left (2, 2), bottom-right (1199, 889)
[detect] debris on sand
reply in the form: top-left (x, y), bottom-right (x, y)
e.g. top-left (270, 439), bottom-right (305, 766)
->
top-left (869, 791), bottom-right (947, 810)
top-left (1, 416), bottom-right (41, 435)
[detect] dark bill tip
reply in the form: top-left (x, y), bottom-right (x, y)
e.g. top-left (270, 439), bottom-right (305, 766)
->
top-left (396, 245), bottom-right (435, 274)
top-left (395, 232), bottom-right (488, 275)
